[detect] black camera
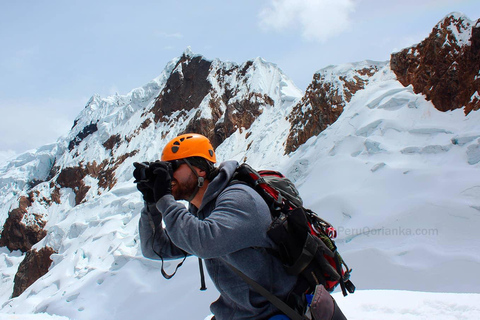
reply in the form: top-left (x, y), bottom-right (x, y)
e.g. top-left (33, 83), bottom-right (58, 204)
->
top-left (133, 162), bottom-right (155, 184)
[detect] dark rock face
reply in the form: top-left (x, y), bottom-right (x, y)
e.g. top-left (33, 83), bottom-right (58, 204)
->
top-left (391, 14), bottom-right (480, 114)
top-left (151, 55), bottom-right (213, 123)
top-left (56, 166), bottom-right (90, 205)
top-left (285, 64), bottom-right (383, 154)
top-left (103, 134), bottom-right (122, 151)
top-left (209, 92), bottom-right (270, 148)
top-left (0, 195), bottom-right (46, 252)
top-left (55, 151), bottom-right (138, 205)
top-left (68, 123), bottom-right (98, 151)
top-left (12, 246), bottom-right (55, 298)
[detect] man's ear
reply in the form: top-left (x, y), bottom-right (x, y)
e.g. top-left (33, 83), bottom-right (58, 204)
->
top-left (196, 168), bottom-right (207, 178)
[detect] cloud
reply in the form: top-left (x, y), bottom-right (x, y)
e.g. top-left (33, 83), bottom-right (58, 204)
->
top-left (259, 0), bottom-right (357, 42)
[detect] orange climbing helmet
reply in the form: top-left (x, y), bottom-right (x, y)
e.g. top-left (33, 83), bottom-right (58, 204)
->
top-left (161, 133), bottom-right (216, 163)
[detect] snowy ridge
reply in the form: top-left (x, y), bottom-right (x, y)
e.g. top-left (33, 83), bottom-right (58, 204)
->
top-left (313, 60), bottom-right (387, 106)
top-left (209, 57), bottom-right (302, 167)
top-left (205, 56), bottom-right (301, 119)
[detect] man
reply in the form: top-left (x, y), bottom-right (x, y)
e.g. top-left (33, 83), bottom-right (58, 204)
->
top-left (136, 133), bottom-right (298, 320)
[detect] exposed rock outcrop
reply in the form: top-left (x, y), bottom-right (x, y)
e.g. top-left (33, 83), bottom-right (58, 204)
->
top-left (12, 246), bottom-right (55, 298)
top-left (103, 134), bottom-right (122, 152)
top-left (391, 13), bottom-right (480, 114)
top-left (285, 62), bottom-right (384, 153)
top-left (0, 195), bottom-right (46, 252)
top-left (68, 123), bottom-right (99, 151)
top-left (56, 165), bottom-right (90, 205)
top-left (151, 54), bottom-right (213, 123)
top-left (55, 151), bottom-right (138, 205)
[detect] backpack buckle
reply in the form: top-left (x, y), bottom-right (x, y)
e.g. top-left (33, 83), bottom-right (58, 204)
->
top-left (327, 227), bottom-right (337, 239)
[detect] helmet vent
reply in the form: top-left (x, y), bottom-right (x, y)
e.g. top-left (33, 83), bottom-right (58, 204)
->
top-left (171, 146), bottom-right (179, 153)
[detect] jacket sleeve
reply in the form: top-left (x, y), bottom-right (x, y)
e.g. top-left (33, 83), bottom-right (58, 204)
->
top-left (157, 184), bottom-right (273, 259)
top-left (138, 202), bottom-right (188, 260)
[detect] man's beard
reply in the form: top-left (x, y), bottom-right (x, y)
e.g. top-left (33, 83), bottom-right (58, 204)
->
top-left (172, 171), bottom-right (198, 201)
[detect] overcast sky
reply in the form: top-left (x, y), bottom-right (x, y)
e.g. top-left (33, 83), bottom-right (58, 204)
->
top-left (1, 0), bottom-right (479, 164)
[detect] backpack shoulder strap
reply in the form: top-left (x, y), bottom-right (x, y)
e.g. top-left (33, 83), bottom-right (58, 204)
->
top-left (225, 261), bottom-right (309, 320)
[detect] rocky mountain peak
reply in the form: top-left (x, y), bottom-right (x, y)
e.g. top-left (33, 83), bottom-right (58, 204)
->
top-left (434, 12), bottom-right (474, 48)
top-left (149, 51), bottom-right (300, 148)
top-left (151, 53), bottom-right (213, 123)
top-left (390, 12), bottom-right (480, 114)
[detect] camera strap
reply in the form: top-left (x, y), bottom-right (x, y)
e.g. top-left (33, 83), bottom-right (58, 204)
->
top-left (147, 207), bottom-right (188, 280)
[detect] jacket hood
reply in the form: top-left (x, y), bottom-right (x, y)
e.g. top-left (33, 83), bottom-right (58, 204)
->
top-left (197, 160), bottom-right (239, 212)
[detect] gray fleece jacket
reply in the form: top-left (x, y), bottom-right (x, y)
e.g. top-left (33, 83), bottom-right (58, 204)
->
top-left (138, 160), bottom-right (297, 319)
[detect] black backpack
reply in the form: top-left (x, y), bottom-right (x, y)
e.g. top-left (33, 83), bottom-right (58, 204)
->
top-left (227, 163), bottom-right (355, 319)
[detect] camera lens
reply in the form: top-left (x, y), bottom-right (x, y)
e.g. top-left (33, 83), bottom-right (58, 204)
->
top-left (133, 162), bottom-right (151, 183)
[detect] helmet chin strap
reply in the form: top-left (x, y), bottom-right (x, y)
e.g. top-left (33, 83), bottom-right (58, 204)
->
top-left (183, 159), bottom-right (204, 202)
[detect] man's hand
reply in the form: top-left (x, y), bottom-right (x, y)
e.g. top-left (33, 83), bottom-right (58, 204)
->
top-left (150, 161), bottom-right (173, 202)
top-left (133, 161), bottom-right (173, 202)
